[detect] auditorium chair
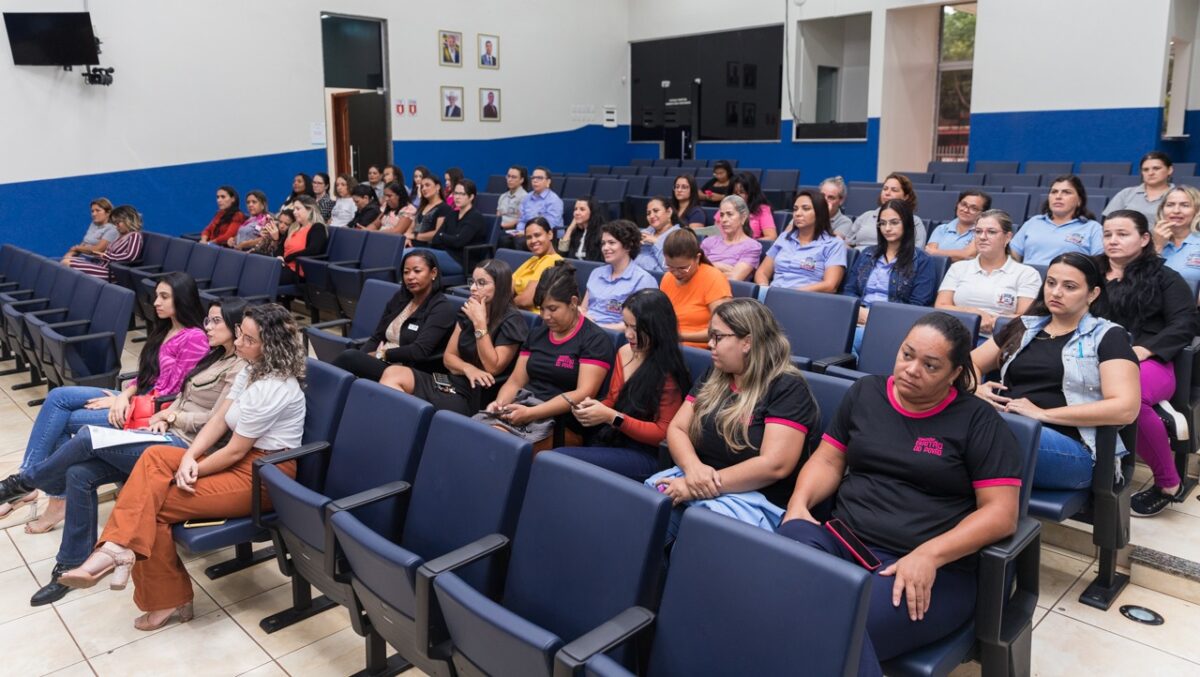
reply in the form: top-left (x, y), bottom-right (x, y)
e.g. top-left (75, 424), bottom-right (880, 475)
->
top-left (298, 227), bottom-right (368, 320)
top-left (38, 282), bottom-right (134, 393)
top-left (1079, 162), bottom-right (1131, 175)
top-left (972, 161), bottom-right (1018, 174)
top-left (109, 231), bottom-right (169, 290)
top-left (1022, 161), bottom-right (1072, 175)
top-left (1, 264), bottom-right (80, 393)
top-left (815, 302), bottom-right (980, 380)
top-left (328, 230), bottom-right (404, 318)
top-left (762, 287), bottom-right (859, 369)
top-left (199, 252), bottom-right (281, 305)
top-left (927, 161), bottom-right (967, 174)
top-left (303, 279), bottom-right (403, 363)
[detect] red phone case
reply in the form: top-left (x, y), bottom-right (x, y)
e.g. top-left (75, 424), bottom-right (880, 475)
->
top-left (825, 520), bottom-right (882, 571)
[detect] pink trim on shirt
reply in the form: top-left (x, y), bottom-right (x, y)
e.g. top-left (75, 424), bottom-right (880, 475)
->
top-left (549, 314), bottom-right (585, 345)
top-left (685, 394), bottom-right (696, 402)
top-left (822, 433), bottom-right (847, 452)
top-left (972, 478), bottom-right (1023, 489)
top-left (580, 358), bottom-right (611, 370)
top-left (520, 350), bottom-right (531, 357)
top-left (765, 417), bottom-right (808, 433)
top-left (885, 376), bottom-right (958, 419)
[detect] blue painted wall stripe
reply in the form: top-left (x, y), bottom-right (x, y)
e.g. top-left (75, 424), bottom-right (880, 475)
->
top-left (968, 107), bottom-right (1163, 166)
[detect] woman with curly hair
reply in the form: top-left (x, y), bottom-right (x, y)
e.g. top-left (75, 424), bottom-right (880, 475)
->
top-left (57, 303), bottom-right (307, 631)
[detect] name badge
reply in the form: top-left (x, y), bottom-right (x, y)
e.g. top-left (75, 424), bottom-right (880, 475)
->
top-left (407, 323), bottom-right (420, 331)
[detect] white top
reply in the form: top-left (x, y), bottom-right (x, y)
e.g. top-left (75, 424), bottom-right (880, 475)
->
top-left (329, 198), bottom-right (357, 228)
top-left (938, 256), bottom-right (1042, 316)
top-left (224, 370), bottom-right (305, 451)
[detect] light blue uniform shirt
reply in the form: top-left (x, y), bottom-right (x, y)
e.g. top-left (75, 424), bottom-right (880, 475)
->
top-left (585, 263), bottom-right (657, 325)
top-left (634, 224), bottom-right (680, 274)
top-left (1010, 214), bottom-right (1103, 266)
top-left (1162, 233), bottom-right (1200, 288)
top-left (927, 219), bottom-right (975, 251)
top-left (766, 231), bottom-right (848, 289)
top-left (863, 258), bottom-right (894, 307)
top-left (517, 189), bottom-right (565, 234)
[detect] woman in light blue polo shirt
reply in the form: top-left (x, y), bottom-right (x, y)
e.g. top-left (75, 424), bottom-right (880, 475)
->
top-left (925, 190), bottom-right (991, 262)
top-left (1154, 185), bottom-right (1200, 291)
top-left (1011, 175), bottom-right (1103, 266)
top-left (634, 197), bottom-right (681, 274)
top-left (755, 190), bottom-right (847, 293)
top-left (583, 220), bottom-right (657, 329)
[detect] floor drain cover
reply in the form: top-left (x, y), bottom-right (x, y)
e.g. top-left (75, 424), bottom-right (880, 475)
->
top-left (1119, 605), bottom-right (1164, 625)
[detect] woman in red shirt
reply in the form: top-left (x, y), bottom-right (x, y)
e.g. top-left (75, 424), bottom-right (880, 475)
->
top-left (557, 288), bottom-right (692, 480)
top-left (198, 186), bottom-right (246, 247)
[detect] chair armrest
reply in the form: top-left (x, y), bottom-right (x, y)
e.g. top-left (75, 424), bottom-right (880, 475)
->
top-left (45, 319), bottom-right (92, 332)
top-left (0, 281), bottom-right (20, 291)
top-left (131, 264), bottom-right (164, 273)
top-left (976, 517), bottom-right (1041, 645)
top-left (322, 480), bottom-right (413, 580)
top-left (415, 533), bottom-right (511, 661)
top-left (308, 318), bottom-right (353, 333)
top-left (5, 297), bottom-right (50, 311)
top-left (58, 330), bottom-right (115, 346)
top-left (810, 352), bottom-right (856, 374)
top-left (242, 294), bottom-right (273, 305)
top-left (2, 289), bottom-right (35, 300)
top-left (250, 442), bottom-right (332, 527)
top-left (461, 243), bottom-right (496, 272)
top-left (119, 371), bottom-right (137, 382)
top-left (553, 607), bottom-right (656, 677)
top-left (356, 265), bottom-right (396, 276)
top-left (201, 286), bottom-right (238, 296)
top-left (26, 307), bottom-right (69, 321)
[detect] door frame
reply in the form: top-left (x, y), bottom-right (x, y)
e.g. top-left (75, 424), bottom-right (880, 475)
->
top-left (320, 12), bottom-right (392, 177)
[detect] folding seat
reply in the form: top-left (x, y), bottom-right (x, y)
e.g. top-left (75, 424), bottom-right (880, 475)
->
top-left (630, 159), bottom-right (654, 168)
top-left (485, 175), bottom-right (507, 193)
top-left (927, 161), bottom-right (967, 174)
top-left (680, 345), bottom-right (712, 384)
top-left (587, 165), bottom-right (611, 175)
top-left (679, 158), bottom-right (707, 168)
top-left (644, 176), bottom-right (674, 196)
top-left (1103, 174), bottom-right (1140, 189)
top-left (431, 452), bottom-right (671, 677)
top-left (135, 242), bottom-right (218, 325)
top-left (815, 302), bottom-right (980, 380)
top-left (620, 175), bottom-right (647, 198)
top-left (172, 359), bottom-right (354, 579)
top-left (729, 279), bottom-right (757, 299)
top-left (108, 231), bottom-right (168, 289)
top-left (972, 161), bottom-right (1018, 174)
top-left (636, 166), bottom-right (667, 176)
top-left (559, 508), bottom-right (872, 677)
top-left (652, 158), bottom-right (680, 168)
top-left (1070, 174), bottom-right (1104, 187)
top-left (905, 171), bottom-right (935, 183)
top-left (38, 282), bottom-right (135, 391)
top-left (19, 274), bottom-right (105, 389)
top-left (772, 210), bottom-right (790, 231)
top-left (762, 168), bottom-right (800, 209)
top-left (474, 192), bottom-right (500, 215)
top-left (763, 287), bottom-right (859, 369)
top-left (571, 260), bottom-right (604, 294)
top-left (910, 182), bottom-right (946, 193)
top-left (737, 167), bottom-right (763, 183)
top-left (918, 191), bottom-right (961, 224)
top-left (199, 252), bottom-right (280, 305)
top-left (561, 176), bottom-right (595, 200)
top-left (328, 231), bottom-right (404, 318)
top-left (1022, 161), bottom-right (1071, 175)
top-left (127, 237), bottom-right (193, 289)
top-left (304, 279), bottom-right (403, 363)
top-left (844, 186), bottom-right (880, 216)
top-left (0, 245), bottom-right (26, 283)
top-left (0, 254), bottom-right (50, 305)
top-left (1079, 161), bottom-right (1130, 175)
top-left (1, 267), bottom-right (78, 391)
top-left (593, 179), bottom-right (629, 220)
top-left (985, 173), bottom-right (1040, 189)
top-left (700, 206), bottom-right (718, 225)
top-left (611, 166), bottom-right (636, 176)
top-left (329, 412), bottom-right (534, 676)
top-left (988, 193), bottom-right (1030, 223)
top-left (1173, 162), bottom-right (1196, 176)
top-left (1085, 194), bottom-right (1109, 218)
top-left (252, 380), bottom-right (435, 634)
top-left (299, 227), bottom-right (368, 319)
top-left (936, 173), bottom-right (983, 186)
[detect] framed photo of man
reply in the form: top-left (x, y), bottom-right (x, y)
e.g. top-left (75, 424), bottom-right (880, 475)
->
top-left (478, 34), bottom-right (499, 69)
top-left (438, 30), bottom-right (463, 67)
top-left (479, 88), bottom-right (501, 122)
top-left (441, 86), bottom-right (465, 121)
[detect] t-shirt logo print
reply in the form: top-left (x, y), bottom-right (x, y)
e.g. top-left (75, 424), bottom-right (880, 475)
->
top-left (555, 355), bottom-right (576, 369)
top-left (1065, 233), bottom-right (1085, 245)
top-left (912, 436), bottom-right (944, 456)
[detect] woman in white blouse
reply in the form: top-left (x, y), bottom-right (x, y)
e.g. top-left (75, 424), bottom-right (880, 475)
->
top-left (329, 173), bottom-right (358, 228)
top-left (58, 303), bottom-right (307, 632)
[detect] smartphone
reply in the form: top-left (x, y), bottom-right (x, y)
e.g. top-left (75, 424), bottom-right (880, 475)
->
top-left (183, 518), bottom-right (228, 528)
top-left (825, 518), bottom-right (882, 571)
top-left (433, 372), bottom-right (456, 394)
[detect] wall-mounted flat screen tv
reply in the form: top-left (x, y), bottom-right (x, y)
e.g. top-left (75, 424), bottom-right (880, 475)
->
top-left (4, 12), bottom-right (99, 66)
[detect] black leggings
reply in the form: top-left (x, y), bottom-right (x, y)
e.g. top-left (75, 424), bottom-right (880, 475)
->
top-left (331, 349), bottom-right (389, 382)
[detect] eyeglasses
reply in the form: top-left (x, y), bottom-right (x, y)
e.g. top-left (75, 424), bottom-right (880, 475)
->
top-left (452, 191), bottom-right (468, 197)
top-left (972, 228), bottom-right (1004, 238)
top-left (234, 327), bottom-right (259, 346)
top-left (202, 316), bottom-right (224, 328)
top-left (665, 262), bottom-right (695, 275)
top-left (467, 278), bottom-right (492, 288)
top-left (531, 175), bottom-right (548, 181)
top-left (958, 202), bottom-right (984, 214)
top-left (505, 174), bottom-right (521, 180)
top-left (877, 218), bottom-right (904, 228)
top-left (707, 331), bottom-right (738, 344)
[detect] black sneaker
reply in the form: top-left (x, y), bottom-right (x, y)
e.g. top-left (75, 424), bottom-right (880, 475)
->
top-left (1131, 485), bottom-right (1184, 517)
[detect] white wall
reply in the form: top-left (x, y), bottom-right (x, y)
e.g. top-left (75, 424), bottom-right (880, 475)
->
top-left (0, 0), bottom-right (631, 185)
top-left (797, 14), bottom-right (870, 123)
top-left (840, 15), bottom-right (871, 122)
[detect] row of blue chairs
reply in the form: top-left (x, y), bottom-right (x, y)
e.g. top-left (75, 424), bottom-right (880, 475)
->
top-left (0, 246), bottom-right (135, 405)
top-left (901, 172), bottom-right (1144, 190)
top-left (928, 160), bottom-right (1198, 177)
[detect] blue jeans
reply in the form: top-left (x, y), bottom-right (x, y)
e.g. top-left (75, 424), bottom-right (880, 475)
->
top-left (1032, 427), bottom-right (1094, 490)
top-left (555, 446), bottom-right (658, 482)
top-left (22, 386), bottom-right (115, 498)
top-left (23, 425), bottom-right (187, 567)
top-left (852, 325), bottom-right (865, 358)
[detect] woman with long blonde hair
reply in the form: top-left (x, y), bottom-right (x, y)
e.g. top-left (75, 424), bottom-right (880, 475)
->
top-left (647, 298), bottom-right (819, 531)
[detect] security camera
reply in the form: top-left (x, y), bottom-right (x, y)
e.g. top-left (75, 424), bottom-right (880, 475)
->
top-left (82, 66), bottom-right (114, 86)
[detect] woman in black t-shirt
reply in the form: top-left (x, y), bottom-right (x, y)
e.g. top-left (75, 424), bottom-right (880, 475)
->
top-left (780, 312), bottom-right (1023, 673)
top-left (382, 258), bottom-right (528, 415)
top-left (332, 250), bottom-right (458, 380)
top-left (1093, 210), bottom-right (1199, 516)
top-left (478, 262), bottom-right (614, 449)
top-left (972, 253), bottom-right (1140, 491)
top-left (699, 160), bottom-right (734, 204)
top-left (406, 174), bottom-right (453, 246)
top-left (348, 184), bottom-right (382, 229)
top-left (647, 298), bottom-right (818, 529)
top-left (430, 178), bottom-right (491, 273)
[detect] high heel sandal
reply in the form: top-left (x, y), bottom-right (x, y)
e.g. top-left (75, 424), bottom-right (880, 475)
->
top-left (134, 602), bottom-right (194, 631)
top-left (58, 543), bottom-right (135, 590)
top-left (0, 491), bottom-right (39, 520)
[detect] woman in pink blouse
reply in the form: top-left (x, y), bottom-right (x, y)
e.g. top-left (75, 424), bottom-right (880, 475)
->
top-left (1, 272), bottom-right (209, 533)
top-left (65, 205), bottom-right (145, 280)
top-left (731, 172), bottom-right (778, 240)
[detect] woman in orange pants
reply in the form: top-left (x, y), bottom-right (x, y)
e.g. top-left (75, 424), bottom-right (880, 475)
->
top-left (60, 303), bottom-right (308, 631)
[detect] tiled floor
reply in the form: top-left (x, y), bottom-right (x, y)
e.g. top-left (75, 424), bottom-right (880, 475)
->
top-left (1, 343), bottom-right (1199, 675)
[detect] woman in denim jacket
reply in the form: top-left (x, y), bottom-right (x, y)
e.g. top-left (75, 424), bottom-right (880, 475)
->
top-left (971, 252), bottom-right (1140, 489)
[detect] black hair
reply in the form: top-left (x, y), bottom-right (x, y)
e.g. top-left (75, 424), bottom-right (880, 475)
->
top-left (533, 261), bottom-right (578, 308)
top-left (712, 160), bottom-right (734, 180)
top-left (957, 189), bottom-right (992, 212)
top-left (509, 165), bottom-right (531, 192)
top-left (383, 164), bottom-right (405, 187)
top-left (533, 166), bottom-right (553, 185)
top-left (910, 312), bottom-right (977, 393)
top-left (872, 199), bottom-right (917, 277)
top-left (287, 174), bottom-right (315, 202)
top-left (1040, 174), bottom-right (1095, 221)
top-left (216, 185), bottom-right (242, 226)
top-left (181, 298), bottom-right (247, 386)
top-left (997, 251), bottom-right (1108, 360)
top-left (416, 171), bottom-right (444, 213)
top-left (647, 195), bottom-right (682, 227)
top-left (457, 177), bottom-right (478, 200)
top-left (138, 272), bottom-right (207, 393)
top-left (596, 289), bottom-right (693, 448)
top-left (601, 219), bottom-right (643, 259)
top-left (1140, 151), bottom-right (1173, 169)
top-left (411, 165), bottom-right (433, 199)
top-left (350, 183), bottom-right (378, 204)
top-left (382, 181), bottom-right (410, 214)
top-left (731, 172), bottom-right (770, 215)
top-left (313, 172), bottom-right (331, 196)
top-left (566, 196), bottom-right (606, 261)
top-left (444, 167), bottom-right (465, 193)
top-left (1092, 209), bottom-right (1164, 337)
top-left (794, 190), bottom-right (833, 239)
top-left (472, 259), bottom-right (515, 335)
top-left (398, 249), bottom-right (443, 302)
top-left (670, 174), bottom-right (700, 216)
top-left (524, 216), bottom-right (556, 243)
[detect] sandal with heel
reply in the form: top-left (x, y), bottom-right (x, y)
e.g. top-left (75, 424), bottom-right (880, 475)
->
top-left (58, 543), bottom-right (135, 590)
top-left (134, 602), bottom-right (194, 631)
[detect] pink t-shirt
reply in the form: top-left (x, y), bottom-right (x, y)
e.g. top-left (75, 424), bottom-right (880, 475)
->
top-left (748, 204), bottom-right (776, 239)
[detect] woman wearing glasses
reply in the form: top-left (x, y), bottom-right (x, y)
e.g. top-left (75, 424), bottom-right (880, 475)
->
top-left (647, 299), bottom-right (818, 532)
top-left (428, 178), bottom-right (490, 276)
top-left (843, 200), bottom-right (938, 351)
top-left (660, 229), bottom-right (732, 347)
top-left (925, 190), bottom-right (991, 262)
top-left (935, 210), bottom-right (1041, 337)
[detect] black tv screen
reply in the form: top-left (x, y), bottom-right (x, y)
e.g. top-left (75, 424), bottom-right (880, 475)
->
top-left (4, 12), bottom-right (99, 66)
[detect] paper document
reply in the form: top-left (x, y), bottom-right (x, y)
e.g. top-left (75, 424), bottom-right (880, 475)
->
top-left (86, 425), bottom-right (169, 450)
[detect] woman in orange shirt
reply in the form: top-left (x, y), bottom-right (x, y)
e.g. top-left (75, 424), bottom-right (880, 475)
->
top-left (660, 229), bottom-right (732, 347)
top-left (558, 289), bottom-right (691, 480)
top-left (198, 186), bottom-right (247, 247)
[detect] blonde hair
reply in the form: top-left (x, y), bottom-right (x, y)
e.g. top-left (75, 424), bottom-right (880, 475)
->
top-left (688, 299), bottom-right (805, 453)
top-left (1157, 185), bottom-right (1200, 234)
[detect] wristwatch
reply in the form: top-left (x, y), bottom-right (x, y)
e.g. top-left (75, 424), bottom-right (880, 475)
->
top-left (474, 328), bottom-right (486, 340)
top-left (166, 412), bottom-right (178, 426)
top-left (612, 413), bottom-right (625, 429)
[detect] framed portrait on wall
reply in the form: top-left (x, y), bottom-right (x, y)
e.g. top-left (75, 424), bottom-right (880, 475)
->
top-left (438, 30), bottom-right (463, 66)
top-left (441, 86), bottom-right (464, 121)
top-left (480, 88), bottom-right (501, 121)
top-left (478, 34), bottom-right (499, 69)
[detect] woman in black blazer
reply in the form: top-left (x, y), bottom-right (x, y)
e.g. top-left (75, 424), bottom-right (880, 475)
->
top-left (332, 250), bottom-right (458, 380)
top-left (431, 178), bottom-right (490, 269)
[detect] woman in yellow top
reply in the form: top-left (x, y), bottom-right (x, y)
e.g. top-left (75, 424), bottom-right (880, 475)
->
top-left (660, 228), bottom-right (732, 347)
top-left (513, 217), bottom-right (564, 311)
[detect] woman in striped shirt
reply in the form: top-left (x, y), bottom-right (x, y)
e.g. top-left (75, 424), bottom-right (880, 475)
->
top-left (64, 205), bottom-right (145, 280)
